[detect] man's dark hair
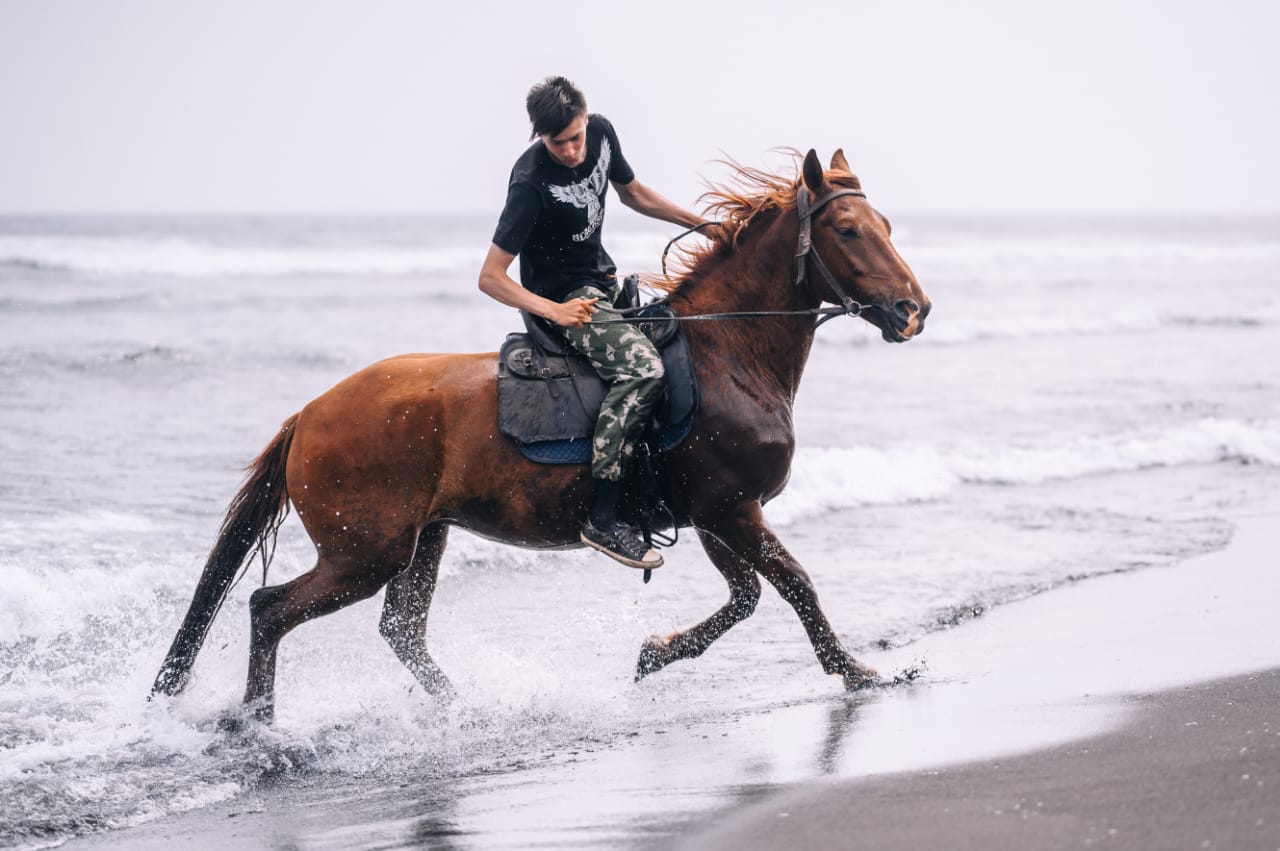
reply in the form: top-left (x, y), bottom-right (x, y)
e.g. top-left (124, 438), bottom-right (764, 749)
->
top-left (526, 76), bottom-right (587, 139)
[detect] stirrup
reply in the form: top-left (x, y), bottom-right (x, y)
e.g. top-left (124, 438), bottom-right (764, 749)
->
top-left (580, 520), bottom-right (664, 570)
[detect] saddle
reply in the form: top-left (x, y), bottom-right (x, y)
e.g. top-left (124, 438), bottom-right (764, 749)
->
top-left (496, 275), bottom-right (698, 465)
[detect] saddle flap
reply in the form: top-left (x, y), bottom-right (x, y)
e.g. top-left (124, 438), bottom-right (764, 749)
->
top-left (498, 334), bottom-right (605, 443)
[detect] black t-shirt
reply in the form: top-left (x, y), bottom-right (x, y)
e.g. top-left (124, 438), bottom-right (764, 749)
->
top-left (492, 114), bottom-right (636, 301)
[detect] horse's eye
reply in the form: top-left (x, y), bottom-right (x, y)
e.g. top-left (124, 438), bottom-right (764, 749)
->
top-left (837, 227), bottom-right (860, 238)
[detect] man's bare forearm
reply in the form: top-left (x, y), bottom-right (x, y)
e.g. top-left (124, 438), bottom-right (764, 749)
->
top-left (616, 180), bottom-right (708, 230)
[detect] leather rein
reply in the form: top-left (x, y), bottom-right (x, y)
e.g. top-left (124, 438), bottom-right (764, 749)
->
top-left (591, 186), bottom-right (876, 328)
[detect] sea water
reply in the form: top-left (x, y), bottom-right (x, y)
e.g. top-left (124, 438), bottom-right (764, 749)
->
top-left (2, 212), bottom-right (1278, 847)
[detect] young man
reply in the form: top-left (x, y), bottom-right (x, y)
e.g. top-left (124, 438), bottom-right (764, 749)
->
top-left (479, 76), bottom-right (708, 570)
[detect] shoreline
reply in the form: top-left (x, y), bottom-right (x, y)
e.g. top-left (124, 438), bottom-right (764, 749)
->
top-left (677, 669), bottom-right (1280, 850)
top-left (672, 501), bottom-right (1280, 848)
top-left (63, 502), bottom-right (1280, 849)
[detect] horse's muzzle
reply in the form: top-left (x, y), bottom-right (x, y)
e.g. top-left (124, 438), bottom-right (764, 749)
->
top-left (874, 297), bottom-right (929, 342)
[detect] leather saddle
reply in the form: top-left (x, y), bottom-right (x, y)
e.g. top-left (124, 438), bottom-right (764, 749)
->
top-left (497, 275), bottom-right (698, 465)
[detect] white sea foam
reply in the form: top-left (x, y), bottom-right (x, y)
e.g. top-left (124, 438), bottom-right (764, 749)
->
top-left (899, 233), bottom-right (1280, 275)
top-left (3, 222), bottom-right (1277, 281)
top-left (0, 234), bottom-right (483, 278)
top-left (910, 301), bottom-right (1280, 345)
top-left (767, 417), bottom-right (1280, 524)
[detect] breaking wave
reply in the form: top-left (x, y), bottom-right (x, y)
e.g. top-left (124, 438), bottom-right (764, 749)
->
top-left (768, 416), bottom-right (1280, 523)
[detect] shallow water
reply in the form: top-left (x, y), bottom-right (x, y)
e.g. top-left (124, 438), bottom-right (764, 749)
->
top-left (2, 212), bottom-right (1279, 848)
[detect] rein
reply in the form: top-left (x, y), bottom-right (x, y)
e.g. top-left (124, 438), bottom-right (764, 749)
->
top-left (589, 186), bottom-right (876, 328)
top-left (586, 304), bottom-right (850, 325)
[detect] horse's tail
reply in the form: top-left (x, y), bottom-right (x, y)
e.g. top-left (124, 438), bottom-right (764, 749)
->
top-left (151, 414), bottom-right (299, 698)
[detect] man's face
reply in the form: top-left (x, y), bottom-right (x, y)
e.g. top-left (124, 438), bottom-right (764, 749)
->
top-left (540, 113), bottom-right (588, 168)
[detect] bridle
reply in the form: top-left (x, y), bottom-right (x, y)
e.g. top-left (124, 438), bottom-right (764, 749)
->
top-left (794, 186), bottom-right (875, 324)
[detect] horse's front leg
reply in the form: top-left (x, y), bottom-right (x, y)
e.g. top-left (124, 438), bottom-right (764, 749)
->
top-left (636, 529), bottom-right (761, 680)
top-left (704, 503), bottom-right (876, 689)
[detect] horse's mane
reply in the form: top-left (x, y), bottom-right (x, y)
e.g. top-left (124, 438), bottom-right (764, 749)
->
top-left (651, 151), bottom-right (863, 293)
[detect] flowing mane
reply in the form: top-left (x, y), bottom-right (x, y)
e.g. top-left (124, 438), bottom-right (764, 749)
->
top-left (655, 152), bottom-right (863, 292)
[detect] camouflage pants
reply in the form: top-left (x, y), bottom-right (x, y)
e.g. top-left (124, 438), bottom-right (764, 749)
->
top-left (560, 284), bottom-right (666, 482)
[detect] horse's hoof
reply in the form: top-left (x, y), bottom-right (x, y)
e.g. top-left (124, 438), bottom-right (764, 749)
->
top-left (151, 665), bottom-right (191, 698)
top-left (422, 676), bottom-right (458, 706)
top-left (842, 665), bottom-right (880, 692)
top-left (218, 699), bottom-right (273, 733)
top-left (216, 711), bottom-right (248, 734)
top-left (635, 635), bottom-right (671, 682)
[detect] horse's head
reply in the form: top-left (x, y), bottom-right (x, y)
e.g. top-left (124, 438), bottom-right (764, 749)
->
top-left (797, 149), bottom-right (930, 342)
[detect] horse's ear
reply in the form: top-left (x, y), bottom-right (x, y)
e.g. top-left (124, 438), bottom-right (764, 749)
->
top-left (830, 148), bottom-right (851, 173)
top-left (802, 149), bottom-right (825, 194)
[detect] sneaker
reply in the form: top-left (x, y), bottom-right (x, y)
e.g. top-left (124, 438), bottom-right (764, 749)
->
top-left (580, 520), bottom-right (664, 569)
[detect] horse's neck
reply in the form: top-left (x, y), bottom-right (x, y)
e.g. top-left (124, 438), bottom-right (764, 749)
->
top-left (677, 211), bottom-right (820, 401)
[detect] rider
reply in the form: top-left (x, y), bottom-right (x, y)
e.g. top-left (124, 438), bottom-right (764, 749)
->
top-left (479, 76), bottom-right (709, 570)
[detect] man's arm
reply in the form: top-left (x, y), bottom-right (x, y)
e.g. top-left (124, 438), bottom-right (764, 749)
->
top-left (477, 244), bottom-right (598, 327)
top-left (612, 179), bottom-right (710, 231)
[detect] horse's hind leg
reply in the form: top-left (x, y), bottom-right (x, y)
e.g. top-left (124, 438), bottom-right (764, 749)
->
top-left (635, 528), bottom-right (762, 680)
top-left (243, 531), bottom-right (416, 722)
top-left (379, 524), bottom-right (454, 699)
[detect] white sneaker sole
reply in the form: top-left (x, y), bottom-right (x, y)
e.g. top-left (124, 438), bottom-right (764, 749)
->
top-left (579, 532), bottom-right (664, 570)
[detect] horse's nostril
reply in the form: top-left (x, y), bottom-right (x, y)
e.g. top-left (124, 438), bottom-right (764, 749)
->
top-left (894, 299), bottom-right (920, 320)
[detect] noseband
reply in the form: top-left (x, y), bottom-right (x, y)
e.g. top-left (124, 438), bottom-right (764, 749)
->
top-left (794, 186), bottom-right (871, 320)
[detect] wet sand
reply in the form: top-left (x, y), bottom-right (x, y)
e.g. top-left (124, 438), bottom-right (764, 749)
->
top-left (675, 503), bottom-right (1280, 850)
top-left (678, 670), bottom-right (1280, 850)
top-left (67, 503), bottom-right (1280, 849)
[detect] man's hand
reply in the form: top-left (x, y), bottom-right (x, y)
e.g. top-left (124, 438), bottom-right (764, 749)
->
top-left (549, 296), bottom-right (599, 328)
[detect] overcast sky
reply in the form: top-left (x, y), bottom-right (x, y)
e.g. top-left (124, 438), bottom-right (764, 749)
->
top-left (2, 0), bottom-right (1277, 215)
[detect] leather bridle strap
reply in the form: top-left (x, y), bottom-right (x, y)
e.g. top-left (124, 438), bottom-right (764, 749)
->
top-left (795, 186), bottom-right (871, 319)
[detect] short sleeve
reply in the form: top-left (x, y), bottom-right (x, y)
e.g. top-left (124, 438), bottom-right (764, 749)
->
top-left (598, 116), bottom-right (635, 185)
top-left (492, 182), bottom-right (540, 255)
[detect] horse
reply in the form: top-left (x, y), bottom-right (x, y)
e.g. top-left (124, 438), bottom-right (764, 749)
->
top-left (151, 149), bottom-right (930, 722)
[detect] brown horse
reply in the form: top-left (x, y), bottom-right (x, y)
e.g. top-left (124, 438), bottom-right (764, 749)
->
top-left (152, 149), bottom-right (930, 721)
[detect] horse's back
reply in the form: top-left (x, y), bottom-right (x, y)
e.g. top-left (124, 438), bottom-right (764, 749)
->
top-left (285, 352), bottom-right (500, 535)
top-left (283, 351), bottom-right (586, 547)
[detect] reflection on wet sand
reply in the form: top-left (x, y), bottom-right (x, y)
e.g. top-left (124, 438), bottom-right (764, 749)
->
top-left (391, 689), bottom-right (886, 849)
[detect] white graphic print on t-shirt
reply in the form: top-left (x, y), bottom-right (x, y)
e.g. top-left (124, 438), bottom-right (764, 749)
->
top-left (548, 138), bottom-right (612, 243)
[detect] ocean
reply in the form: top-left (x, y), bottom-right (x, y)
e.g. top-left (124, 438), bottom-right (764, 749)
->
top-left (2, 211), bottom-right (1279, 848)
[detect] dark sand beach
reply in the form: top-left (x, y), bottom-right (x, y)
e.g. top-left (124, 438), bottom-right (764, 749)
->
top-left (675, 503), bottom-right (1280, 850)
top-left (63, 501), bottom-right (1280, 849)
top-left (679, 670), bottom-right (1280, 850)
